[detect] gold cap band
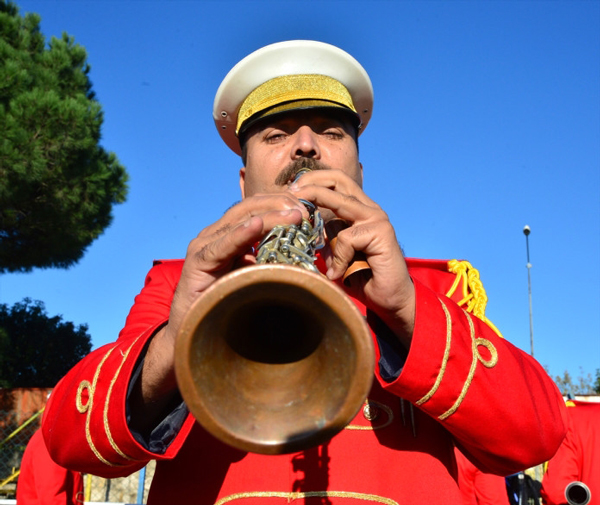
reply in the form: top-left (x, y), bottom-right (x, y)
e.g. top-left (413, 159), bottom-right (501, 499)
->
top-left (236, 74), bottom-right (357, 135)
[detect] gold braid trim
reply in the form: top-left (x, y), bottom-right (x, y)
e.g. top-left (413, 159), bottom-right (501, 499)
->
top-left (416, 297), bottom-right (453, 406)
top-left (103, 337), bottom-right (143, 461)
top-left (446, 260), bottom-right (503, 338)
top-left (76, 348), bottom-right (120, 467)
top-left (439, 312), bottom-right (498, 420)
top-left (414, 297), bottom-right (498, 419)
top-left (215, 491), bottom-right (398, 505)
top-left (76, 338), bottom-right (143, 466)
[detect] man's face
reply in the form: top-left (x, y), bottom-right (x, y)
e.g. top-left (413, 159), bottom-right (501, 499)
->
top-left (239, 109), bottom-right (363, 198)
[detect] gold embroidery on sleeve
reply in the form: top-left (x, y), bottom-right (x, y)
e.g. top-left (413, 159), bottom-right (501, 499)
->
top-left (76, 348), bottom-right (121, 467)
top-left (416, 297), bottom-right (452, 406)
top-left (76, 338), bottom-right (145, 465)
top-left (438, 312), bottom-right (498, 420)
top-left (103, 337), bottom-right (142, 461)
top-left (413, 297), bottom-right (498, 419)
top-left (474, 337), bottom-right (498, 368)
top-left (215, 491), bottom-right (398, 505)
top-left (76, 381), bottom-right (93, 413)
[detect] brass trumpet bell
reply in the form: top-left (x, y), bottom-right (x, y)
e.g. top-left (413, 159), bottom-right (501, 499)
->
top-left (174, 264), bottom-right (374, 455)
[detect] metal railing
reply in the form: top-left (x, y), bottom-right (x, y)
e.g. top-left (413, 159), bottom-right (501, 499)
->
top-left (0, 409), bottom-right (154, 503)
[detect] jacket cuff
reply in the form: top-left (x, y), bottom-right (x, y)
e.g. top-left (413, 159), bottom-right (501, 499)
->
top-left (44, 322), bottom-right (194, 475)
top-left (374, 276), bottom-right (480, 416)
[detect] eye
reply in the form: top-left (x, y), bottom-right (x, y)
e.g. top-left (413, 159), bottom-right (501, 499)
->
top-left (264, 130), bottom-right (288, 143)
top-left (322, 128), bottom-right (344, 139)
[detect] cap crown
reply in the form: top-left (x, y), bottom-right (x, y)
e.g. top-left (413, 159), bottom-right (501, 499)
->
top-left (213, 40), bottom-right (374, 155)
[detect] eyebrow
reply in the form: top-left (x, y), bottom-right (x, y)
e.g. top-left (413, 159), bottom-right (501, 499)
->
top-left (265, 109), bottom-right (350, 128)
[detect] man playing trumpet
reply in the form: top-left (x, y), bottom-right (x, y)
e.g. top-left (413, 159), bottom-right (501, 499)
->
top-left (42, 40), bottom-right (567, 504)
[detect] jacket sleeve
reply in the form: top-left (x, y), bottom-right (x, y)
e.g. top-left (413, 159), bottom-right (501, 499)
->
top-left (16, 430), bottom-right (84, 505)
top-left (455, 445), bottom-right (510, 505)
top-left (42, 261), bottom-right (196, 478)
top-left (540, 409), bottom-right (578, 505)
top-left (375, 267), bottom-right (568, 476)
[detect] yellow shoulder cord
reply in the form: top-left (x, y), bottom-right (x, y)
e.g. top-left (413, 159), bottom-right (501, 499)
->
top-left (446, 260), bottom-right (503, 338)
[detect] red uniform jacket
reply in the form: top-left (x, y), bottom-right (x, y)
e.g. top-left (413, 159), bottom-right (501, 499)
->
top-left (455, 446), bottom-right (510, 505)
top-left (17, 430), bottom-right (84, 505)
top-left (42, 258), bottom-right (567, 505)
top-left (541, 400), bottom-right (600, 505)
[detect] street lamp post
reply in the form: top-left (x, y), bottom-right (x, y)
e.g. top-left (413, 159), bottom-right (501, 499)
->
top-left (523, 225), bottom-right (544, 486)
top-left (523, 225), bottom-right (534, 357)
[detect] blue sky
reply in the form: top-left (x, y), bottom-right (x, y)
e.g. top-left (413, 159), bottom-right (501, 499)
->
top-left (2, 0), bottom-right (599, 383)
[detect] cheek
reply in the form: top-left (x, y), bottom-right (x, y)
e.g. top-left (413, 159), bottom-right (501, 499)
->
top-left (244, 156), bottom-right (285, 194)
top-left (330, 147), bottom-right (362, 182)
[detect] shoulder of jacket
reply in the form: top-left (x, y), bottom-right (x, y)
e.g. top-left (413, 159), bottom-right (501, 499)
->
top-left (406, 257), bottom-right (452, 272)
top-left (146, 259), bottom-right (185, 283)
top-left (407, 257), bottom-right (502, 337)
top-left (153, 258), bottom-right (185, 266)
top-left (151, 258), bottom-right (185, 272)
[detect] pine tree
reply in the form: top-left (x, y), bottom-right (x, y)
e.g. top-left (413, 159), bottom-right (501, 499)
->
top-left (0, 298), bottom-right (92, 387)
top-left (0, 1), bottom-right (128, 272)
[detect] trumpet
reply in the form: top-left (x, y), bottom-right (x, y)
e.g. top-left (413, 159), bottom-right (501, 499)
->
top-left (174, 182), bottom-right (374, 455)
top-left (565, 481), bottom-right (591, 505)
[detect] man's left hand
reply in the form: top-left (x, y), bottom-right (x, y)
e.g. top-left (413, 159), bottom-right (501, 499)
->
top-left (289, 169), bottom-right (415, 348)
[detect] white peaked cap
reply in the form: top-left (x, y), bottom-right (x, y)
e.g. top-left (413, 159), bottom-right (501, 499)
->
top-left (213, 40), bottom-right (374, 155)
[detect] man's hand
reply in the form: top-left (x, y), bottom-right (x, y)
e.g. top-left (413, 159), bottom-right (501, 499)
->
top-left (168, 194), bottom-right (308, 344)
top-left (136, 194), bottom-right (307, 410)
top-left (289, 169), bottom-right (416, 348)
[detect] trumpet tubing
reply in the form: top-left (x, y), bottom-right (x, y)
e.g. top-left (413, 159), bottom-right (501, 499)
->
top-left (565, 481), bottom-right (591, 505)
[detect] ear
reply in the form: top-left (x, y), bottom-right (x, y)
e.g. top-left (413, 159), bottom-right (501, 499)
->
top-left (239, 167), bottom-right (246, 199)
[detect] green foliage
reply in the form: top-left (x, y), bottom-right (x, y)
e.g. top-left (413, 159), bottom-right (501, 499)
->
top-left (0, 298), bottom-right (92, 387)
top-left (0, 326), bottom-right (9, 388)
top-left (547, 367), bottom-right (598, 397)
top-left (0, 1), bottom-right (128, 273)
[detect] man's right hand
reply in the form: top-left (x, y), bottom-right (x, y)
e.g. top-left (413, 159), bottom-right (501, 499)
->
top-left (134, 193), bottom-right (307, 416)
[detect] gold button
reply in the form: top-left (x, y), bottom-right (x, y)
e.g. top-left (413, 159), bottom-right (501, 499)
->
top-left (363, 402), bottom-right (378, 421)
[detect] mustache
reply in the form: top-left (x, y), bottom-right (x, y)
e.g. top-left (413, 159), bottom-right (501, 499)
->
top-left (274, 158), bottom-right (332, 186)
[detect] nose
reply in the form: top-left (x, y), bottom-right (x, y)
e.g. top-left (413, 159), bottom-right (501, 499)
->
top-left (291, 126), bottom-right (320, 160)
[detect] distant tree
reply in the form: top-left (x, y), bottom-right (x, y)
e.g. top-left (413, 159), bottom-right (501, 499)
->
top-left (0, 1), bottom-right (128, 273)
top-left (0, 326), bottom-right (9, 387)
top-left (595, 369), bottom-right (600, 394)
top-left (548, 367), bottom-right (598, 397)
top-left (0, 298), bottom-right (91, 387)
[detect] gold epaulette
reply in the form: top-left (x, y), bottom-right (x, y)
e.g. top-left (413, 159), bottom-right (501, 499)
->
top-left (446, 260), bottom-right (503, 338)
